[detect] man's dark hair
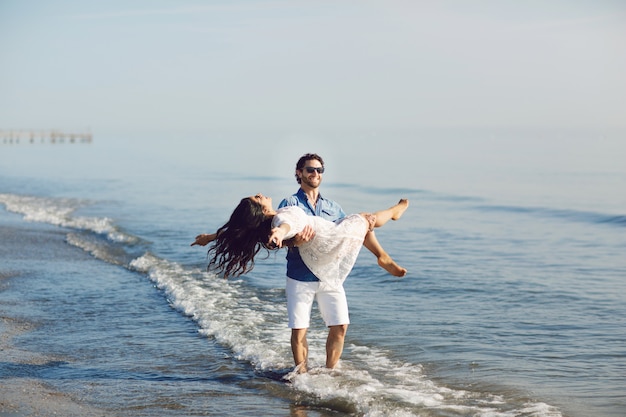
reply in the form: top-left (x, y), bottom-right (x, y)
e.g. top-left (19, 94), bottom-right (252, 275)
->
top-left (295, 153), bottom-right (324, 184)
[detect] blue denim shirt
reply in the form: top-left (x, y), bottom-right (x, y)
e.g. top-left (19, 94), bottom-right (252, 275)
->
top-left (278, 188), bottom-right (346, 282)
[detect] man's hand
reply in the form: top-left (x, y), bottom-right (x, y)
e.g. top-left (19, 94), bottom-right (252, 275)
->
top-left (293, 225), bottom-right (315, 246)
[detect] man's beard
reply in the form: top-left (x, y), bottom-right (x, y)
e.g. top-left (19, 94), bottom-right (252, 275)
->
top-left (301, 176), bottom-right (320, 189)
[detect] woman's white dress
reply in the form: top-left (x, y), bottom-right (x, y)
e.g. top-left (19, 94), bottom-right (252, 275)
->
top-left (272, 206), bottom-right (368, 288)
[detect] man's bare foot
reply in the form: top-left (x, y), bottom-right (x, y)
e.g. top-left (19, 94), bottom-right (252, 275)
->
top-left (283, 363), bottom-right (307, 381)
top-left (391, 199), bottom-right (409, 221)
top-left (378, 253), bottom-right (407, 277)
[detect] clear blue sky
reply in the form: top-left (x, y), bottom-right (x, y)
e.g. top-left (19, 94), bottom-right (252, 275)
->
top-left (1, 1), bottom-right (625, 135)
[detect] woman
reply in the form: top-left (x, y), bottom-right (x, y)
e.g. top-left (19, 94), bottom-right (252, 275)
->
top-left (207, 193), bottom-right (408, 287)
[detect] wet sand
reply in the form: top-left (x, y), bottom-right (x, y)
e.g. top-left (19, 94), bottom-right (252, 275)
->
top-left (0, 212), bottom-right (107, 417)
top-left (0, 316), bottom-right (105, 417)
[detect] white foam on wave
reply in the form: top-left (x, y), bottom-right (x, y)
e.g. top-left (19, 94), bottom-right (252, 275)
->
top-left (0, 193), bottom-right (137, 243)
top-left (65, 232), bottom-right (128, 266)
top-left (0, 192), bottom-right (564, 417)
top-left (128, 252), bottom-right (563, 417)
top-left (129, 253), bottom-right (294, 370)
top-left (285, 347), bottom-right (558, 417)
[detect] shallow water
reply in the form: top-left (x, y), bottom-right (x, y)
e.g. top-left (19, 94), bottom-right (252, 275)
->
top-left (1, 133), bottom-right (625, 416)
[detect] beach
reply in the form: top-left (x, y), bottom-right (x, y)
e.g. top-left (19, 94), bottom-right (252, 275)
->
top-left (0, 212), bottom-right (106, 417)
top-left (2, 1), bottom-right (625, 414)
top-left (0, 328), bottom-right (106, 417)
top-left (0, 206), bottom-right (309, 417)
top-left (1, 135), bottom-right (625, 416)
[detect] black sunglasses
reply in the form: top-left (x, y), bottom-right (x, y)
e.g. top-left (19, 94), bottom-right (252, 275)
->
top-left (303, 166), bottom-right (325, 174)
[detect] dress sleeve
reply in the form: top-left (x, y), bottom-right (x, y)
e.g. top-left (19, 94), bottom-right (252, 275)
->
top-left (272, 206), bottom-right (309, 240)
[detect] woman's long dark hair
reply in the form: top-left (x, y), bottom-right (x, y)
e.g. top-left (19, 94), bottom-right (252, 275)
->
top-left (207, 197), bottom-right (274, 278)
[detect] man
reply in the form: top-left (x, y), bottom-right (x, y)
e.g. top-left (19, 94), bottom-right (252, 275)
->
top-left (192, 152), bottom-right (406, 372)
top-left (279, 153), bottom-right (406, 372)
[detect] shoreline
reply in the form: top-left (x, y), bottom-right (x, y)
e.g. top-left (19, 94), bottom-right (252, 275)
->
top-left (0, 211), bottom-right (108, 417)
top-left (0, 286), bottom-right (107, 417)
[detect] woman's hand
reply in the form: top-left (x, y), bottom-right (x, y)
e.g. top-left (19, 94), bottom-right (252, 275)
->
top-left (190, 233), bottom-right (217, 246)
top-left (268, 227), bottom-right (287, 249)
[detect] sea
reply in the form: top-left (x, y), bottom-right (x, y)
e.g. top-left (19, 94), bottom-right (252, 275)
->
top-left (1, 130), bottom-right (625, 417)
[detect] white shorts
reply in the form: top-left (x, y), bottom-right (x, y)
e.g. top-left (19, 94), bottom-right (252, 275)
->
top-left (286, 277), bottom-right (350, 329)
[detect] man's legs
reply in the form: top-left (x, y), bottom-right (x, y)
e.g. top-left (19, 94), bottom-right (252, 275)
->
top-left (291, 328), bottom-right (309, 372)
top-left (326, 324), bottom-right (348, 369)
top-left (317, 283), bottom-right (350, 369)
top-left (286, 278), bottom-right (316, 371)
top-left (288, 279), bottom-right (351, 371)
top-left (292, 324), bottom-right (347, 371)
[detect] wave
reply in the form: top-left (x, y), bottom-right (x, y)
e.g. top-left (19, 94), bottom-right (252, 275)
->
top-left (324, 182), bottom-right (624, 227)
top-left (330, 183), bottom-right (486, 203)
top-left (0, 192), bottom-right (564, 416)
top-left (474, 203), bottom-right (626, 228)
top-left (129, 252), bottom-right (562, 417)
top-left (0, 193), bottom-right (140, 243)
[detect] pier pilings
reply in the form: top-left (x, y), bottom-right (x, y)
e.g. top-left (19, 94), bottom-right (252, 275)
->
top-left (0, 130), bottom-right (93, 145)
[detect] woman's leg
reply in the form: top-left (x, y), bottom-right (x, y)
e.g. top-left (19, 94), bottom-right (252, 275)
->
top-left (363, 232), bottom-right (407, 277)
top-left (362, 199), bottom-right (409, 229)
top-left (360, 199), bottom-right (409, 277)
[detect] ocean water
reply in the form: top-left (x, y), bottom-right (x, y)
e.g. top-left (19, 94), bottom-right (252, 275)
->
top-left (1, 132), bottom-right (625, 417)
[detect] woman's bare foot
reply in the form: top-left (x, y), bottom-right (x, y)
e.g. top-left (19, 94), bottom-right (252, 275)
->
top-left (391, 199), bottom-right (409, 221)
top-left (378, 253), bottom-right (407, 277)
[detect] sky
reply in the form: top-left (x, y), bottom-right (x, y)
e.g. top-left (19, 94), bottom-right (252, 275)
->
top-left (1, 0), bottom-right (625, 136)
top-left (1, 0), bottom-right (626, 205)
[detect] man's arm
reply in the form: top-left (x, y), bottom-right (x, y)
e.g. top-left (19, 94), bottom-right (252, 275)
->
top-left (282, 224), bottom-right (315, 247)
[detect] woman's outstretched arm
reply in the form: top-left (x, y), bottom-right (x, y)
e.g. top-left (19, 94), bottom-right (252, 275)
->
top-left (190, 232), bottom-right (217, 246)
top-left (268, 223), bottom-right (291, 248)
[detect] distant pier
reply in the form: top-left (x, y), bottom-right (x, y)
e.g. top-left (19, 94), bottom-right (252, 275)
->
top-left (0, 129), bottom-right (93, 145)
